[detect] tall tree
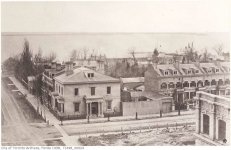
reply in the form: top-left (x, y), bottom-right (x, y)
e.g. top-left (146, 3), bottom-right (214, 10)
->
top-left (201, 48), bottom-right (211, 62)
top-left (19, 39), bottom-right (35, 82)
top-left (152, 48), bottom-right (159, 63)
top-left (213, 44), bottom-right (223, 56)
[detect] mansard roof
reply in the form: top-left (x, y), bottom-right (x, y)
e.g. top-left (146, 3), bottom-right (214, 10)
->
top-left (150, 62), bottom-right (230, 77)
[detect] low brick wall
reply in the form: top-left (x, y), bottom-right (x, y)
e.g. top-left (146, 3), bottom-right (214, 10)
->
top-left (122, 100), bottom-right (161, 116)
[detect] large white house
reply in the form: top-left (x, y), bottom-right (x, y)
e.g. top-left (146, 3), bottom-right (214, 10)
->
top-left (52, 62), bottom-right (121, 119)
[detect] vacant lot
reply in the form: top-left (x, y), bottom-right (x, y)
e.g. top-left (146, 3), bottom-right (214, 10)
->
top-left (79, 126), bottom-right (202, 146)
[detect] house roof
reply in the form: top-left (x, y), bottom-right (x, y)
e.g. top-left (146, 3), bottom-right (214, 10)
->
top-left (142, 91), bottom-right (171, 100)
top-left (54, 67), bottom-right (119, 84)
top-left (120, 77), bottom-right (144, 83)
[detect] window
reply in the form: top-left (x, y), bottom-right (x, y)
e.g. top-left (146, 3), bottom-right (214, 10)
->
top-left (161, 83), bottom-right (167, 89)
top-left (88, 73), bottom-right (94, 78)
top-left (173, 70), bottom-right (178, 75)
top-left (61, 87), bottom-right (63, 95)
top-left (208, 69), bottom-right (212, 73)
top-left (74, 88), bottom-right (79, 96)
top-left (216, 69), bottom-right (219, 73)
top-left (187, 70), bottom-right (191, 74)
top-left (195, 70), bottom-right (199, 73)
top-left (106, 101), bottom-right (112, 109)
top-left (55, 99), bottom-right (58, 108)
top-left (74, 103), bottom-right (80, 112)
top-left (91, 87), bottom-right (95, 95)
top-left (164, 71), bottom-right (168, 76)
top-left (107, 86), bottom-right (111, 94)
top-left (55, 84), bottom-right (57, 92)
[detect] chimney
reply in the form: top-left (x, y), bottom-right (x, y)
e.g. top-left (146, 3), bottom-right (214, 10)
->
top-left (56, 63), bottom-right (61, 70)
top-left (174, 60), bottom-right (180, 69)
top-left (65, 61), bottom-right (74, 76)
top-left (51, 61), bottom-right (56, 69)
top-left (153, 62), bottom-right (157, 69)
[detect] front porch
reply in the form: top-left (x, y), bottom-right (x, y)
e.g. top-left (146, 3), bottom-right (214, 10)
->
top-left (86, 96), bottom-right (104, 118)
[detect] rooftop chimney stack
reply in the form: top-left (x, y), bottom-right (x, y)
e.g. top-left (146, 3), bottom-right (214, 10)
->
top-left (65, 61), bottom-right (74, 76)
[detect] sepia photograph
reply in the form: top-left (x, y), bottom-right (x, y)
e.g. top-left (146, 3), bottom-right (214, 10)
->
top-left (1, 0), bottom-right (230, 147)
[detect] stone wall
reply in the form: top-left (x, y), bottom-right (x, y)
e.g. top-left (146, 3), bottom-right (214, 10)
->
top-left (122, 99), bottom-right (172, 116)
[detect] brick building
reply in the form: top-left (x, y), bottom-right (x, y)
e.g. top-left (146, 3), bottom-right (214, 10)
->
top-left (144, 61), bottom-right (230, 110)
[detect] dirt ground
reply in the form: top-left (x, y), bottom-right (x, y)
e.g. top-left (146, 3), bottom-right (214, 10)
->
top-left (79, 126), bottom-right (202, 146)
top-left (1, 77), bottom-right (64, 146)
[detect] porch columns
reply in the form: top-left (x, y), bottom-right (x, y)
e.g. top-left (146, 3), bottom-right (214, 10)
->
top-left (195, 97), bottom-right (201, 134)
top-left (100, 102), bottom-right (103, 116)
top-left (209, 104), bottom-right (216, 140)
top-left (86, 103), bottom-right (88, 116)
top-left (89, 103), bottom-right (92, 116)
top-left (98, 102), bottom-right (100, 116)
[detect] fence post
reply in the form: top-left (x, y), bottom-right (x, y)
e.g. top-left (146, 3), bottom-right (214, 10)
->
top-left (85, 129), bottom-right (87, 138)
top-left (176, 122), bottom-right (177, 130)
top-left (87, 115), bottom-right (90, 123)
top-left (166, 123), bottom-right (168, 129)
top-left (160, 110), bottom-right (162, 118)
top-left (130, 127), bottom-right (131, 133)
top-left (108, 114), bottom-right (110, 121)
top-left (121, 127), bottom-right (123, 134)
top-left (140, 126), bottom-right (141, 133)
top-left (136, 112), bottom-right (138, 120)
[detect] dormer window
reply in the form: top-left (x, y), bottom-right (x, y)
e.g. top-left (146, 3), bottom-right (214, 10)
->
top-left (208, 69), bottom-right (212, 73)
top-left (215, 68), bottom-right (219, 73)
top-left (195, 70), bottom-right (199, 74)
top-left (164, 71), bottom-right (169, 76)
top-left (173, 70), bottom-right (178, 75)
top-left (187, 70), bottom-right (192, 74)
top-left (88, 73), bottom-right (94, 78)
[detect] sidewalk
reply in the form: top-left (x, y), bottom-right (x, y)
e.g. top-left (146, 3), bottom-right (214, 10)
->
top-left (9, 76), bottom-right (195, 126)
top-left (9, 77), bottom-right (59, 125)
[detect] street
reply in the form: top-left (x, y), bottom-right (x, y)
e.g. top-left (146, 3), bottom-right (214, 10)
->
top-left (62, 114), bottom-right (195, 136)
top-left (1, 80), bottom-right (63, 146)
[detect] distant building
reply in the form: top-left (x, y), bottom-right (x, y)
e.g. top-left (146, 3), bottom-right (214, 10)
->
top-left (27, 76), bottom-right (36, 94)
top-left (52, 63), bottom-right (121, 119)
top-left (194, 91), bottom-right (230, 145)
top-left (42, 62), bottom-right (65, 107)
top-left (74, 59), bottom-right (105, 74)
top-left (120, 77), bottom-right (173, 115)
top-left (120, 77), bottom-right (144, 91)
top-left (144, 61), bottom-right (230, 110)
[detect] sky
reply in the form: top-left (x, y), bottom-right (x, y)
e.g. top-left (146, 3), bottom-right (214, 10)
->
top-left (1, 0), bottom-right (230, 62)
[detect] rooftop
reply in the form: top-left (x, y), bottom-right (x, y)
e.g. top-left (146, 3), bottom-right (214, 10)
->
top-left (54, 67), bottom-right (119, 84)
top-left (120, 77), bottom-right (144, 83)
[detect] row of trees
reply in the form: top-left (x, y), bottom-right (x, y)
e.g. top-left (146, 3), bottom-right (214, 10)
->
top-left (108, 59), bottom-right (146, 78)
top-left (69, 48), bottom-right (106, 61)
top-left (182, 42), bottom-right (226, 63)
top-left (3, 39), bottom-right (57, 103)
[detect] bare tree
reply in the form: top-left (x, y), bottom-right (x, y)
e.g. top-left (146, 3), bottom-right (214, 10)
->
top-left (201, 48), bottom-right (211, 62)
top-left (47, 51), bottom-right (56, 62)
top-left (70, 49), bottom-right (78, 61)
top-left (83, 47), bottom-right (89, 60)
top-left (128, 47), bottom-right (137, 64)
top-left (213, 44), bottom-right (224, 56)
top-left (152, 48), bottom-right (159, 63)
